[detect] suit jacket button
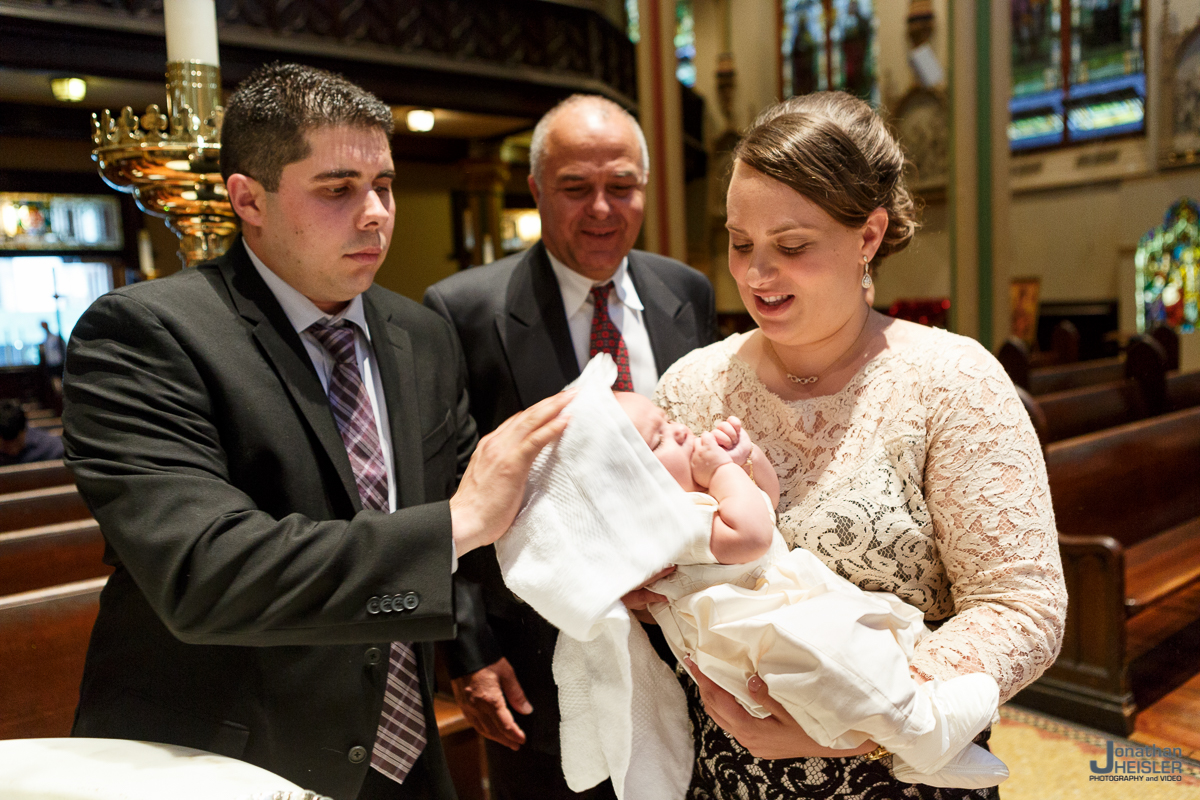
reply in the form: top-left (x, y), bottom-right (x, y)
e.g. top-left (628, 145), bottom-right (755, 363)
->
top-left (367, 597), bottom-right (381, 615)
top-left (364, 647), bottom-right (383, 666)
top-left (348, 745), bottom-right (368, 764)
top-left (402, 592), bottom-right (419, 611)
top-left (379, 595), bottom-right (393, 613)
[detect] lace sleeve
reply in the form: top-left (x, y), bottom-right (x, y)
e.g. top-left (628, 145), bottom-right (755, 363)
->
top-left (909, 340), bottom-right (1067, 702)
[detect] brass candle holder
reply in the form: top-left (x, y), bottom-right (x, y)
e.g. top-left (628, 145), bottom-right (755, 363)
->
top-left (92, 62), bottom-right (237, 270)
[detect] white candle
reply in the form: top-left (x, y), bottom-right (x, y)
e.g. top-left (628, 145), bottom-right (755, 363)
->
top-left (164, 0), bottom-right (220, 66)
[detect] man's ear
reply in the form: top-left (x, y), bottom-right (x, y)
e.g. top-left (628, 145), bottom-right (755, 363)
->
top-left (527, 173), bottom-right (541, 207)
top-left (226, 174), bottom-right (267, 228)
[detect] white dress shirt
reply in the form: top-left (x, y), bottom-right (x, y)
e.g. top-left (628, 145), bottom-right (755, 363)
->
top-left (245, 241), bottom-right (398, 513)
top-left (546, 252), bottom-right (658, 397)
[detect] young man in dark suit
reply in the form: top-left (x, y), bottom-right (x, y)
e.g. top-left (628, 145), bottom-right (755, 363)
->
top-left (424, 95), bottom-right (718, 800)
top-left (62, 63), bottom-right (569, 800)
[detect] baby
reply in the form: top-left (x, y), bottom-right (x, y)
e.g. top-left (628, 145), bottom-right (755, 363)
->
top-left (614, 392), bottom-right (1008, 790)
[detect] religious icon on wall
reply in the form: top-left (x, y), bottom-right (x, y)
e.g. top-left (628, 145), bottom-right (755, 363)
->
top-left (1010, 277), bottom-right (1042, 347)
top-left (894, 86), bottom-right (948, 195)
top-left (1161, 7), bottom-right (1200, 166)
top-left (1136, 198), bottom-right (1198, 334)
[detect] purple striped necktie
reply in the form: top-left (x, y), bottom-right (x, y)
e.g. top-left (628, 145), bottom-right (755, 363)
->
top-left (307, 321), bottom-right (427, 784)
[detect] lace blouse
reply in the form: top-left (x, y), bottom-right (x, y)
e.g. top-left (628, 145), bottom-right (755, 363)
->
top-left (654, 327), bottom-right (1067, 703)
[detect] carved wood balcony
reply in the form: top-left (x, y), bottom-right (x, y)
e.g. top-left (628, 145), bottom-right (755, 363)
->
top-left (0, 0), bottom-right (637, 115)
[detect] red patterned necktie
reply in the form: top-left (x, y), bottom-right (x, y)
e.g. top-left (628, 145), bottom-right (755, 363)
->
top-left (307, 321), bottom-right (426, 784)
top-left (589, 282), bottom-right (634, 392)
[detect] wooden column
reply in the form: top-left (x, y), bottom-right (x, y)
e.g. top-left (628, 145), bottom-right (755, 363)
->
top-left (636, 0), bottom-right (687, 261)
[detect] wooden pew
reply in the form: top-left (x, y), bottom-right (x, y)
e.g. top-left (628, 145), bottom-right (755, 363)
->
top-left (1001, 328), bottom-right (1178, 397)
top-left (434, 696), bottom-right (488, 800)
top-left (998, 335), bottom-right (1125, 395)
top-left (1012, 406), bottom-right (1200, 734)
top-left (0, 485), bottom-right (91, 534)
top-left (0, 576), bottom-right (106, 739)
top-left (1152, 325), bottom-right (1180, 370)
top-left (0, 519), bottom-right (109, 596)
top-left (1167, 369), bottom-right (1200, 412)
top-left (1018, 336), bottom-right (1200, 446)
top-left (1029, 355), bottom-right (1125, 395)
top-left (1015, 336), bottom-right (1167, 445)
top-left (1032, 380), bottom-right (1145, 444)
top-left (0, 575), bottom-right (488, 798)
top-left (0, 460), bottom-right (72, 495)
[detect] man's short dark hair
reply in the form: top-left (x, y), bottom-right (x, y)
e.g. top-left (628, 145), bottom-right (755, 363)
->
top-left (0, 399), bottom-right (26, 441)
top-left (220, 62), bottom-right (394, 191)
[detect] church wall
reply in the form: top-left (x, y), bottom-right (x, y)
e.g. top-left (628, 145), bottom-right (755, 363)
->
top-left (1006, 0), bottom-right (1200, 364)
top-left (374, 163), bottom-right (461, 302)
top-left (685, 0), bottom-right (956, 315)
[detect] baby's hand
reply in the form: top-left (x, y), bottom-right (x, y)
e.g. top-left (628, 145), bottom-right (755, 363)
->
top-left (712, 416), bottom-right (753, 467)
top-left (691, 431), bottom-right (734, 487)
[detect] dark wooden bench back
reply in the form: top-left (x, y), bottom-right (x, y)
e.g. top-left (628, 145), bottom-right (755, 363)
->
top-left (1046, 405), bottom-right (1200, 550)
top-left (1051, 319), bottom-right (1080, 364)
top-left (998, 337), bottom-right (1033, 390)
top-left (1167, 370), bottom-right (1200, 412)
top-left (0, 485), bottom-right (91, 533)
top-left (0, 519), bottom-right (109, 596)
top-left (1151, 326), bottom-right (1180, 371)
top-left (0, 460), bottom-right (72, 495)
top-left (0, 577), bottom-right (105, 739)
top-left (1028, 357), bottom-right (1126, 395)
top-left (1036, 380), bottom-right (1146, 443)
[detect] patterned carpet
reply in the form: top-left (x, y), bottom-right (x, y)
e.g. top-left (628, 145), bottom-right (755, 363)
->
top-left (991, 706), bottom-right (1200, 799)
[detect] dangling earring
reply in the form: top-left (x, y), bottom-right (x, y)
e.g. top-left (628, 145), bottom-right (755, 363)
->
top-left (861, 255), bottom-right (873, 289)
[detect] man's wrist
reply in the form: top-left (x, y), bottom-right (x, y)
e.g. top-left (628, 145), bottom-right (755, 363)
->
top-left (449, 499), bottom-right (485, 557)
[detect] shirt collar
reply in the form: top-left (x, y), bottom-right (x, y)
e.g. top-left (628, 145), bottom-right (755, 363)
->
top-left (545, 249), bottom-right (643, 317)
top-left (245, 240), bottom-right (370, 338)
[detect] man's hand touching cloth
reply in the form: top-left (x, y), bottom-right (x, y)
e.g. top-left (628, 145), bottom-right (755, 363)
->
top-left (449, 390), bottom-right (573, 556)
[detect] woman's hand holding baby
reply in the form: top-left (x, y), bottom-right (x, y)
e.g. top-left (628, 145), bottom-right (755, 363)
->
top-left (685, 658), bottom-right (878, 760)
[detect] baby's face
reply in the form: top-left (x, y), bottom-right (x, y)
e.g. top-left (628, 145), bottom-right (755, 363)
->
top-left (615, 392), bottom-right (698, 492)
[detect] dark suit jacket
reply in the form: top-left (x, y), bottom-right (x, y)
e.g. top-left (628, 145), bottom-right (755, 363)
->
top-left (423, 241), bottom-right (716, 753)
top-left (62, 241), bottom-right (477, 800)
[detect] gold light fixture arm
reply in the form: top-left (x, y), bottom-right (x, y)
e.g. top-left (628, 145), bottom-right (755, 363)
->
top-left (92, 61), bottom-right (237, 270)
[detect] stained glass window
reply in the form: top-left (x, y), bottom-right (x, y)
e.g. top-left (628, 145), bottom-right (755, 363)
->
top-left (1009, 0), bottom-right (1145, 151)
top-left (1135, 198), bottom-right (1199, 334)
top-left (626, 0), bottom-right (640, 43)
top-left (781, 0), bottom-right (877, 103)
top-left (676, 0), bottom-right (696, 87)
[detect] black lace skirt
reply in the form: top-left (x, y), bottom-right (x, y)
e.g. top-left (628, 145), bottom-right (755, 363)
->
top-left (681, 676), bottom-right (1001, 800)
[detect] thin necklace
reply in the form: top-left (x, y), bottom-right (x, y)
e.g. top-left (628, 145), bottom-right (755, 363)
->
top-left (773, 309), bottom-right (872, 386)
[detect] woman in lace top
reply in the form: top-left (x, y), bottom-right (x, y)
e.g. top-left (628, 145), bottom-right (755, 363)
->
top-left (650, 93), bottom-right (1067, 800)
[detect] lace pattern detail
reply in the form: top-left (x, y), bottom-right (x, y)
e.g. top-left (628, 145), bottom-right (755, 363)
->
top-left (654, 328), bottom-right (1066, 704)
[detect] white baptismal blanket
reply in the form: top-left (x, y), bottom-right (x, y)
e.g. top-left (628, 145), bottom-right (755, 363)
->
top-left (496, 355), bottom-right (711, 641)
top-left (497, 354), bottom-right (708, 800)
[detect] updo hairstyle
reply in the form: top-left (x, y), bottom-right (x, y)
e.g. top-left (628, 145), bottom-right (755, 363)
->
top-left (732, 92), bottom-right (918, 261)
